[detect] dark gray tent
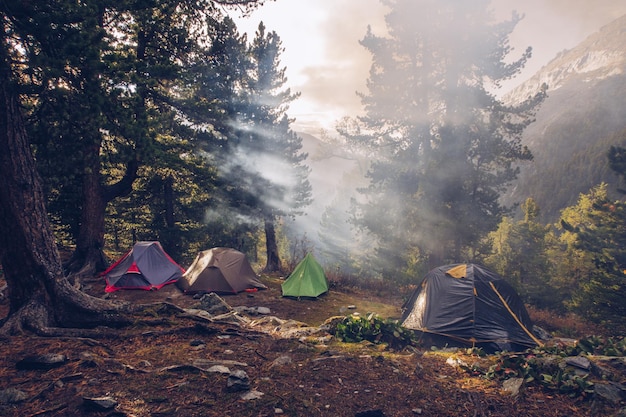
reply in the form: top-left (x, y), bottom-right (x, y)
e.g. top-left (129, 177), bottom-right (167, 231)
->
top-left (102, 241), bottom-right (184, 292)
top-left (177, 248), bottom-right (266, 294)
top-left (401, 263), bottom-right (542, 352)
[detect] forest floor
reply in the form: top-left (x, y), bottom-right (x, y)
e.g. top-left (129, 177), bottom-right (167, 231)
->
top-left (0, 274), bottom-right (624, 417)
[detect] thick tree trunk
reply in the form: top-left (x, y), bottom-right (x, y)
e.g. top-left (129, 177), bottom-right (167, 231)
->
top-left (264, 216), bottom-right (281, 272)
top-left (0, 58), bottom-right (131, 336)
top-left (64, 148), bottom-right (109, 278)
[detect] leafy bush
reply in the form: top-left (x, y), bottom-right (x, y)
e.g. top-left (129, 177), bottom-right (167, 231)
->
top-left (475, 335), bottom-right (625, 400)
top-left (334, 313), bottom-right (417, 349)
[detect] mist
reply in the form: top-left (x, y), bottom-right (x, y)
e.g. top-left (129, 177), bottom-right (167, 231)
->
top-left (226, 1), bottom-right (626, 276)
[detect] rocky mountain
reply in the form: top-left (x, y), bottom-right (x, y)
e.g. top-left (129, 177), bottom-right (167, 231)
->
top-left (502, 14), bottom-right (626, 222)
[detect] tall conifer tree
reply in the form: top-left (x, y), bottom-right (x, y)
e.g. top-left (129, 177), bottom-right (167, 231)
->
top-left (238, 22), bottom-right (312, 272)
top-left (340, 0), bottom-right (545, 275)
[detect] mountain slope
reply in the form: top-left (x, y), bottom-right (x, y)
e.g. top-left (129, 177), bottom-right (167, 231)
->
top-left (502, 14), bottom-right (626, 222)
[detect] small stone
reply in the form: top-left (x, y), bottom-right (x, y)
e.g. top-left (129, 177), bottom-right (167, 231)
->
top-left (189, 339), bottom-right (205, 347)
top-left (0, 388), bottom-right (28, 404)
top-left (565, 356), bottom-right (591, 370)
top-left (82, 396), bottom-right (118, 410)
top-left (270, 355), bottom-right (292, 367)
top-left (227, 369), bottom-right (250, 392)
top-left (502, 377), bottom-right (524, 396)
top-left (240, 390), bottom-right (264, 400)
top-left (207, 365), bottom-right (230, 374)
top-left (594, 382), bottom-right (625, 404)
top-left (16, 353), bottom-right (68, 370)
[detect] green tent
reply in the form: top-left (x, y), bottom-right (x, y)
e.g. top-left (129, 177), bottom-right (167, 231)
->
top-left (281, 253), bottom-right (329, 298)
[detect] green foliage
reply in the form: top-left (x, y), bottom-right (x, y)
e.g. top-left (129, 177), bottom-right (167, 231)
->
top-left (555, 184), bottom-right (626, 332)
top-left (477, 336), bottom-right (626, 400)
top-left (334, 313), bottom-right (417, 349)
top-left (484, 198), bottom-right (558, 308)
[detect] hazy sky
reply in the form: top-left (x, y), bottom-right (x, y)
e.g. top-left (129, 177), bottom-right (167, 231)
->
top-left (231, 0), bottom-right (626, 136)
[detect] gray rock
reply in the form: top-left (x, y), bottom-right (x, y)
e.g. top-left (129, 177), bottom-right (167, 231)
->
top-left (194, 293), bottom-right (233, 315)
top-left (207, 365), bottom-right (230, 374)
top-left (82, 396), bottom-right (118, 410)
top-left (227, 369), bottom-right (250, 392)
top-left (189, 339), bottom-right (205, 347)
top-left (16, 353), bottom-right (68, 370)
top-left (502, 377), bottom-right (524, 396)
top-left (0, 388), bottom-right (27, 404)
top-left (240, 390), bottom-right (264, 400)
top-left (594, 382), bottom-right (626, 404)
top-left (532, 325), bottom-right (551, 340)
top-left (270, 355), bottom-right (293, 367)
top-left (256, 307), bottom-right (271, 315)
top-left (565, 356), bottom-right (591, 370)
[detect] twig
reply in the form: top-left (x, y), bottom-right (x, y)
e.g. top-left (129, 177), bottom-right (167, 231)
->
top-left (27, 403), bottom-right (68, 417)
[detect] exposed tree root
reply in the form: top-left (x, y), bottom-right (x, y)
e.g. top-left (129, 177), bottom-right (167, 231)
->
top-left (0, 281), bottom-right (197, 338)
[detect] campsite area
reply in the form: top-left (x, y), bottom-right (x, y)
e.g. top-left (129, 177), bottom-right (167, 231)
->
top-left (0, 273), bottom-right (623, 417)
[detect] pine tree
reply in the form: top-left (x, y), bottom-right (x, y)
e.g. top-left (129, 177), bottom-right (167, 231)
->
top-left (557, 184), bottom-right (626, 331)
top-left (0, 0), bottom-right (266, 335)
top-left (339, 0), bottom-right (545, 276)
top-left (235, 22), bottom-right (312, 272)
top-left (484, 198), bottom-right (555, 308)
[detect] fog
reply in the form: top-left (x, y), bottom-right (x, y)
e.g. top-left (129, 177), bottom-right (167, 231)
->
top-left (226, 1), bottom-right (626, 273)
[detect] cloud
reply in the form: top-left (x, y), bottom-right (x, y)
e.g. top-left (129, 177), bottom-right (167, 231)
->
top-left (232, 0), bottom-right (626, 136)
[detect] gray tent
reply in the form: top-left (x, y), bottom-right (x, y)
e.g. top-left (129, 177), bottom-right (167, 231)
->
top-left (177, 248), bottom-right (266, 294)
top-left (401, 263), bottom-right (542, 352)
top-left (102, 241), bottom-right (184, 292)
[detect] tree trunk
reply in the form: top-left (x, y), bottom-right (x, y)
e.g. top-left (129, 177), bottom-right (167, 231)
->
top-left (64, 144), bottom-right (109, 278)
top-left (0, 55), bottom-right (130, 336)
top-left (264, 216), bottom-right (281, 272)
top-left (64, 153), bottom-right (139, 278)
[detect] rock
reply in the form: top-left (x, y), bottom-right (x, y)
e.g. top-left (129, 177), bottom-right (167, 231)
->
top-left (78, 352), bottom-right (99, 368)
top-left (240, 390), bottom-right (264, 400)
top-left (207, 365), bottom-right (230, 374)
top-left (256, 306), bottom-right (271, 315)
top-left (445, 356), bottom-right (468, 368)
top-left (270, 355), bottom-right (293, 367)
top-left (565, 356), bottom-right (591, 371)
top-left (594, 382), bottom-right (626, 404)
top-left (227, 369), bottom-right (250, 392)
top-left (82, 396), bottom-right (118, 410)
top-left (189, 339), bottom-right (205, 347)
top-left (233, 306), bottom-right (271, 315)
top-left (0, 387), bottom-right (28, 404)
top-left (16, 353), bottom-right (68, 370)
top-left (502, 377), bottom-right (524, 396)
top-left (194, 293), bottom-right (233, 315)
top-left (533, 325), bottom-right (552, 340)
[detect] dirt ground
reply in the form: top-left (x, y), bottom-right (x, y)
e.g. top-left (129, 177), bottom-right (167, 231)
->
top-left (0, 275), bottom-right (622, 417)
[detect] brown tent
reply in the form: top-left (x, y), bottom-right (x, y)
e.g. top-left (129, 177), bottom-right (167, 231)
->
top-left (177, 247), bottom-right (266, 294)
